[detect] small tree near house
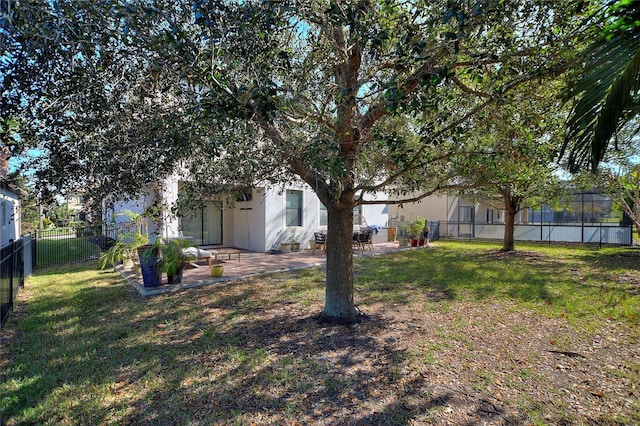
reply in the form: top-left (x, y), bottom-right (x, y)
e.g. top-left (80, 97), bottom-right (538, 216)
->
top-left (452, 83), bottom-right (565, 252)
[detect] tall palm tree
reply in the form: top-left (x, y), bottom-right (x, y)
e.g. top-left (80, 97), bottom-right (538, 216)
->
top-left (562, 0), bottom-right (640, 172)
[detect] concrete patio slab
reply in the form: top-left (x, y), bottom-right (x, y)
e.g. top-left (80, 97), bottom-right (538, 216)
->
top-left (120, 241), bottom-right (427, 296)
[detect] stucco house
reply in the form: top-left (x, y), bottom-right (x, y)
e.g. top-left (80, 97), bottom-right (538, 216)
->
top-left (388, 191), bottom-right (630, 244)
top-left (1, 182), bottom-right (25, 246)
top-left (106, 177), bottom-right (389, 252)
top-left (66, 193), bottom-right (90, 222)
top-left (389, 191), bottom-right (616, 229)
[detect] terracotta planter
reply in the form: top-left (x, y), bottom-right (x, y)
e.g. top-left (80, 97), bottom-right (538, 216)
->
top-left (410, 239), bottom-right (419, 247)
top-left (280, 243), bottom-right (291, 253)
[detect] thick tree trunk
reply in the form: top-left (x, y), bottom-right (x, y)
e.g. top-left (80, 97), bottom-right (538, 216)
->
top-left (319, 200), bottom-right (359, 325)
top-left (500, 189), bottom-right (520, 252)
top-left (502, 208), bottom-right (516, 252)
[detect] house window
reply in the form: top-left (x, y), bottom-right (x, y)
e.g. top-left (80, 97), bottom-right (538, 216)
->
top-left (319, 203), bottom-right (328, 227)
top-left (286, 190), bottom-right (303, 227)
top-left (486, 208), bottom-right (494, 224)
top-left (460, 206), bottom-right (474, 223)
top-left (353, 203), bottom-right (366, 227)
top-left (235, 188), bottom-right (252, 202)
top-left (318, 200), bottom-right (362, 228)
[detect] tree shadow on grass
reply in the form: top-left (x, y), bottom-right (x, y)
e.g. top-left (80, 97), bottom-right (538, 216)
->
top-left (2, 267), bottom-right (529, 425)
top-left (7, 249), bottom-right (632, 425)
top-left (574, 246), bottom-right (640, 273)
top-left (356, 248), bottom-right (568, 307)
top-left (112, 310), bottom-right (518, 425)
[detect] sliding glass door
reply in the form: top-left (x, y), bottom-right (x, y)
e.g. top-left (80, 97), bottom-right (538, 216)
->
top-left (180, 201), bottom-right (223, 245)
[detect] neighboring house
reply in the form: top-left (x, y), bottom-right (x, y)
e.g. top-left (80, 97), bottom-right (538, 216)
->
top-left (1, 182), bottom-right (26, 246)
top-left (389, 194), bottom-right (513, 227)
top-left (389, 191), bottom-right (616, 228)
top-left (66, 193), bottom-right (89, 222)
top-left (106, 178), bottom-right (389, 253)
top-left (389, 191), bottom-right (629, 244)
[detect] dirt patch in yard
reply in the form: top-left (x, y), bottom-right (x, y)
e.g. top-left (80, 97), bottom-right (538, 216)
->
top-left (183, 279), bottom-right (639, 425)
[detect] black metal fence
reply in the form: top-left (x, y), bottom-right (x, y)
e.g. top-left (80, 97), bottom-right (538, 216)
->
top-left (388, 220), bottom-right (441, 242)
top-left (1, 236), bottom-right (32, 327)
top-left (32, 226), bottom-right (104, 269)
top-left (32, 223), bottom-right (140, 270)
top-left (440, 221), bottom-right (633, 246)
top-left (388, 218), bottom-right (632, 246)
top-left (1, 223), bottom-right (141, 325)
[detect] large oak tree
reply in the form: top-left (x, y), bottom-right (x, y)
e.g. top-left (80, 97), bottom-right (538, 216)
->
top-left (3, 1), bottom-right (582, 324)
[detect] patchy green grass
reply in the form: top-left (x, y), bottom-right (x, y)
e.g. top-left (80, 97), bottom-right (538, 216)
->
top-left (356, 240), bottom-right (640, 328)
top-left (1, 241), bottom-right (638, 425)
top-left (35, 237), bottom-right (101, 268)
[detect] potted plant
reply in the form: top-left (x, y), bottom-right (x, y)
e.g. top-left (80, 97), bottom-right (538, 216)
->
top-left (138, 241), bottom-right (163, 288)
top-left (406, 217), bottom-right (426, 247)
top-left (98, 240), bottom-right (129, 271)
top-left (288, 235), bottom-right (300, 252)
top-left (210, 260), bottom-right (224, 277)
top-left (162, 238), bottom-right (193, 284)
top-left (99, 210), bottom-right (150, 271)
top-left (98, 230), bottom-right (148, 271)
top-left (132, 205), bottom-right (166, 287)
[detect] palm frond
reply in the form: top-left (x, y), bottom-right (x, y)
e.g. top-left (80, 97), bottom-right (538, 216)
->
top-left (562, 18), bottom-right (640, 172)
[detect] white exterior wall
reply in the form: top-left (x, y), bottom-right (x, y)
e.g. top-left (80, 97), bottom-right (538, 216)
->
top-left (1, 187), bottom-right (21, 246)
top-left (262, 184), bottom-right (321, 252)
top-left (259, 186), bottom-right (390, 252)
top-left (389, 194), bottom-right (461, 223)
top-left (230, 189), bottom-right (266, 252)
top-left (109, 178), bottom-right (389, 253)
top-left (106, 199), bottom-right (145, 222)
top-left (361, 190), bottom-right (389, 228)
top-left (160, 178), bottom-right (180, 241)
top-left (103, 192), bottom-right (160, 242)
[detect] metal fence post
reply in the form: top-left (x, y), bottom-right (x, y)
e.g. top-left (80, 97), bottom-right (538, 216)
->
top-left (32, 231), bottom-right (37, 270)
top-left (599, 223), bottom-right (602, 249)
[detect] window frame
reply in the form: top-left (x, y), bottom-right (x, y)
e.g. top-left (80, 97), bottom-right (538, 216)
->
top-left (285, 190), bottom-right (303, 227)
top-left (319, 202), bottom-right (328, 228)
top-left (486, 208), bottom-right (494, 224)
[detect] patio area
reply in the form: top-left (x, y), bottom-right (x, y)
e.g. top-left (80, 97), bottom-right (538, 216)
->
top-left (121, 241), bottom-right (419, 296)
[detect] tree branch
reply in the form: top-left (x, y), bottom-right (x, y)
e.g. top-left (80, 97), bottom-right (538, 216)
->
top-left (450, 75), bottom-right (492, 98)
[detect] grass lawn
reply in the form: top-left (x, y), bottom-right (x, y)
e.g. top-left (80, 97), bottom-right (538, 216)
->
top-left (35, 237), bottom-right (101, 269)
top-left (1, 240), bottom-right (638, 425)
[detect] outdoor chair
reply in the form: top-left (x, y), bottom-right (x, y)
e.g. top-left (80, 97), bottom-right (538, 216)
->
top-left (352, 231), bottom-right (362, 251)
top-left (312, 232), bottom-right (327, 254)
top-left (357, 228), bottom-right (374, 251)
top-left (182, 247), bottom-right (213, 267)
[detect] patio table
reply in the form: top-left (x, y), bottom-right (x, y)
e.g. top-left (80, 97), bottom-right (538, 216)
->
top-left (209, 248), bottom-right (241, 264)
